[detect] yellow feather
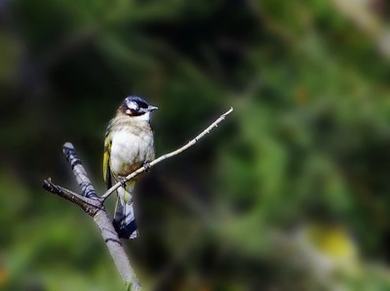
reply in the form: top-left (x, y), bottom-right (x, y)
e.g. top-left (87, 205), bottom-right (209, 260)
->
top-left (103, 134), bottom-right (112, 187)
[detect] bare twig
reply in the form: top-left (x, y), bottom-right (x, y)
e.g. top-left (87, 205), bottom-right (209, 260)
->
top-left (42, 178), bottom-right (101, 216)
top-left (101, 107), bottom-right (234, 201)
top-left (43, 144), bottom-right (141, 291)
top-left (42, 107), bottom-right (233, 290)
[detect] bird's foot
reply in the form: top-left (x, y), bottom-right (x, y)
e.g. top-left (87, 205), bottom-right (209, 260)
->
top-left (119, 177), bottom-right (127, 188)
top-left (143, 161), bottom-right (151, 172)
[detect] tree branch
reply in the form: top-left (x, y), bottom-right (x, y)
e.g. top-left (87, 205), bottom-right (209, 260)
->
top-left (41, 107), bottom-right (233, 290)
top-left (42, 178), bottom-right (101, 216)
top-left (63, 142), bottom-right (99, 199)
top-left (101, 107), bottom-right (233, 201)
top-left (42, 144), bottom-right (141, 290)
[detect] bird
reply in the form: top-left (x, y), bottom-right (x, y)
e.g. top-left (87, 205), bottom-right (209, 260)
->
top-left (103, 96), bottom-right (158, 239)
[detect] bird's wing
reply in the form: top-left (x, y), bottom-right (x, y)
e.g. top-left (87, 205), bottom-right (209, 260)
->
top-left (103, 132), bottom-right (112, 189)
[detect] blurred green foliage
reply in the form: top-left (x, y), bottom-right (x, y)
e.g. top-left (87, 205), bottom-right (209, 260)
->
top-left (1, 0), bottom-right (390, 290)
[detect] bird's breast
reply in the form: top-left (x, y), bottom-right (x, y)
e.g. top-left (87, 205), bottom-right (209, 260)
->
top-left (110, 129), bottom-right (154, 176)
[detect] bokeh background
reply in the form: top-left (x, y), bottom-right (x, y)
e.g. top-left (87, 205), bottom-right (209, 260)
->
top-left (1, 0), bottom-right (390, 290)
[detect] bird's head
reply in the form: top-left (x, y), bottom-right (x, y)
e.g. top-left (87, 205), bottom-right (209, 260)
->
top-left (118, 96), bottom-right (158, 121)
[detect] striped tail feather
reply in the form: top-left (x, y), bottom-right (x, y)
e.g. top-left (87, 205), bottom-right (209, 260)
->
top-left (113, 183), bottom-right (138, 239)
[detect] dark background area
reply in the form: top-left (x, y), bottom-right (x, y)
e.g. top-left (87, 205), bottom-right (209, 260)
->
top-left (1, 0), bottom-right (390, 290)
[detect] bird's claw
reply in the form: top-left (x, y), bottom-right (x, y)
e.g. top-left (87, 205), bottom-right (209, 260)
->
top-left (119, 177), bottom-right (127, 187)
top-left (143, 161), bottom-right (151, 172)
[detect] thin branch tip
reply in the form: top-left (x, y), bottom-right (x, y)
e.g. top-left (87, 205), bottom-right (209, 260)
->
top-left (42, 178), bottom-right (51, 190)
top-left (101, 107), bottom-right (234, 200)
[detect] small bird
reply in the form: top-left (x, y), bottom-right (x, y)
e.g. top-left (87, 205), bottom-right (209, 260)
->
top-left (103, 96), bottom-right (158, 239)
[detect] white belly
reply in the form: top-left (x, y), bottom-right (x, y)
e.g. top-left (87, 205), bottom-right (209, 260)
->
top-left (110, 130), bottom-right (154, 176)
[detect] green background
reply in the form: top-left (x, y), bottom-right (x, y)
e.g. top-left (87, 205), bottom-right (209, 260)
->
top-left (1, 0), bottom-right (390, 290)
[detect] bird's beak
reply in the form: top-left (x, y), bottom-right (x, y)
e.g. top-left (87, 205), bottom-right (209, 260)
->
top-left (148, 105), bottom-right (159, 112)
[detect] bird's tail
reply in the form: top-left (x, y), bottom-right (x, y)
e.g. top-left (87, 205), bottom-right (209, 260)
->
top-left (113, 181), bottom-right (138, 239)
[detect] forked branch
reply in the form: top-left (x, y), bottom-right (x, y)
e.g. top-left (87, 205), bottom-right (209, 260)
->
top-left (43, 144), bottom-right (141, 290)
top-left (41, 107), bottom-right (233, 290)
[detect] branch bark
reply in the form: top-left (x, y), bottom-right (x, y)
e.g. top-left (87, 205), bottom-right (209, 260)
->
top-left (41, 107), bottom-right (233, 290)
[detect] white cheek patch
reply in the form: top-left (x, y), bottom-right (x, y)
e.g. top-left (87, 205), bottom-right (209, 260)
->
top-left (126, 109), bottom-right (132, 115)
top-left (133, 112), bottom-right (150, 121)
